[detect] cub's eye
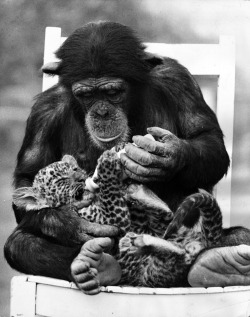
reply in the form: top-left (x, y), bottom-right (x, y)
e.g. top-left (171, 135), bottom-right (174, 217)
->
top-left (74, 187), bottom-right (84, 201)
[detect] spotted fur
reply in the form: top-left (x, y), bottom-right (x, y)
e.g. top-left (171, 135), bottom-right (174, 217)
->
top-left (33, 155), bottom-right (86, 208)
top-left (31, 150), bottom-right (224, 288)
top-left (32, 150), bottom-right (130, 235)
top-left (117, 192), bottom-right (223, 287)
top-left (78, 150), bottom-right (131, 233)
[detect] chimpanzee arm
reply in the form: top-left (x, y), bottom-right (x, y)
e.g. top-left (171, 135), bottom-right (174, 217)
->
top-left (165, 58), bottom-right (229, 188)
top-left (13, 85), bottom-right (69, 191)
top-left (4, 228), bottom-right (80, 280)
top-left (121, 58), bottom-right (230, 190)
top-left (3, 87), bottom-right (78, 277)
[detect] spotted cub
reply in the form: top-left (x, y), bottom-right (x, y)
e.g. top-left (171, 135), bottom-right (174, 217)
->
top-left (13, 150), bottom-right (131, 235)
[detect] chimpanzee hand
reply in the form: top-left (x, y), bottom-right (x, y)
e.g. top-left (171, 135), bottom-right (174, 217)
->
top-left (26, 204), bottom-right (119, 246)
top-left (120, 127), bottom-right (187, 183)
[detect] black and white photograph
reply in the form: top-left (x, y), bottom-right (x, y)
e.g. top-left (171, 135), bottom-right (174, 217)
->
top-left (0, 1), bottom-right (250, 316)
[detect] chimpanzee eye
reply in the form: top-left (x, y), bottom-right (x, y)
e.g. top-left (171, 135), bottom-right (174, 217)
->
top-left (106, 89), bottom-right (119, 96)
top-left (83, 92), bottom-right (94, 98)
top-left (77, 92), bottom-right (93, 99)
top-left (105, 90), bottom-right (124, 103)
top-left (73, 88), bottom-right (93, 99)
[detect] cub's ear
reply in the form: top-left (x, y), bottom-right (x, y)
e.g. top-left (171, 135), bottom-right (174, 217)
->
top-left (13, 187), bottom-right (48, 211)
top-left (62, 154), bottom-right (79, 169)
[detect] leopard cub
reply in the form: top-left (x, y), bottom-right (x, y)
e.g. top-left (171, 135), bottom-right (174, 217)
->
top-left (13, 150), bottom-right (131, 236)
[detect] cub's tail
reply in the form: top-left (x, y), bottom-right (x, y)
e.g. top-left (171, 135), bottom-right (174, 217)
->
top-left (163, 189), bottom-right (222, 246)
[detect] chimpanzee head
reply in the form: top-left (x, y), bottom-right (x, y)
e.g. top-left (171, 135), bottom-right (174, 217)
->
top-left (42, 21), bottom-right (163, 149)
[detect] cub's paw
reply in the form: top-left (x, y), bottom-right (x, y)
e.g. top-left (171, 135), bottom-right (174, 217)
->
top-left (119, 232), bottom-right (139, 253)
top-left (119, 232), bottom-right (149, 255)
top-left (97, 150), bottom-right (122, 181)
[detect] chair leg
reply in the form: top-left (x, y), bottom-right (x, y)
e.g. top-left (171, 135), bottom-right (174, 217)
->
top-left (11, 276), bottom-right (36, 317)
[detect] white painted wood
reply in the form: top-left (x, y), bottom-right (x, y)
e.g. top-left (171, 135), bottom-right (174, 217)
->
top-left (42, 28), bottom-right (235, 227)
top-left (215, 36), bottom-right (235, 227)
top-left (145, 42), bottom-right (222, 75)
top-left (10, 275), bottom-right (36, 317)
top-left (27, 275), bottom-right (78, 289)
top-left (10, 276), bottom-right (250, 317)
top-left (42, 27), bottom-right (61, 92)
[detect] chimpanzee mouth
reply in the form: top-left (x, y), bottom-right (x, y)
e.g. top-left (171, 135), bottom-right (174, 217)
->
top-left (95, 130), bottom-right (124, 143)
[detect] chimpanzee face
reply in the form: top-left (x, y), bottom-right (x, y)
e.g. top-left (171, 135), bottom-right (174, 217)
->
top-left (41, 21), bottom-right (160, 150)
top-left (72, 77), bottom-right (130, 149)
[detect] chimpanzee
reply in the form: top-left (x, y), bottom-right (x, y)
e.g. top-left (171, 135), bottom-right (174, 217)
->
top-left (6, 21), bottom-right (248, 290)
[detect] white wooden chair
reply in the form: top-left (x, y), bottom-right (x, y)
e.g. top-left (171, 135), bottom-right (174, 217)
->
top-left (11, 27), bottom-right (247, 317)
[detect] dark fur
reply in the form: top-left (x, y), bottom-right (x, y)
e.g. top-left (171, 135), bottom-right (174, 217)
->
top-left (5, 21), bottom-right (230, 280)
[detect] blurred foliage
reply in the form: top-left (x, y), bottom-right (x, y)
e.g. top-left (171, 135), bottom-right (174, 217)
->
top-left (0, 0), bottom-right (201, 89)
top-left (0, 0), bottom-right (147, 88)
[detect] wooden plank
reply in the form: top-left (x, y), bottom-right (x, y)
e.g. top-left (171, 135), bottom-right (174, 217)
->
top-left (145, 42), bottom-right (221, 75)
top-left (27, 275), bottom-right (77, 289)
top-left (42, 27), bottom-right (61, 92)
top-left (10, 276), bottom-right (36, 317)
top-left (10, 277), bottom-right (250, 317)
top-left (48, 35), bottom-right (223, 79)
top-left (215, 36), bottom-right (235, 227)
top-left (34, 282), bottom-right (250, 317)
top-left (199, 301), bottom-right (250, 317)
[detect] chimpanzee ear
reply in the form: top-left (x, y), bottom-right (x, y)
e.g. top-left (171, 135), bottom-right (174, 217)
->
top-left (13, 187), bottom-right (49, 211)
top-left (144, 51), bottom-right (164, 68)
top-left (62, 154), bottom-right (79, 169)
top-left (41, 61), bottom-right (62, 75)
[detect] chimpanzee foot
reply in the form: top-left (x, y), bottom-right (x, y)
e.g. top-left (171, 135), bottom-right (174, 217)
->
top-left (71, 237), bottom-right (122, 295)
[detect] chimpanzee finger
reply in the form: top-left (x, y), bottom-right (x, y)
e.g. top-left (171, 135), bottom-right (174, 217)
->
top-left (123, 165), bottom-right (171, 183)
top-left (120, 153), bottom-right (165, 176)
top-left (131, 136), bottom-right (176, 157)
top-left (147, 127), bottom-right (176, 142)
top-left (79, 218), bottom-right (119, 237)
top-left (124, 143), bottom-right (169, 165)
top-left (122, 145), bottom-right (175, 169)
top-left (123, 168), bottom-right (161, 183)
top-left (123, 143), bottom-right (154, 165)
top-left (132, 135), bottom-right (158, 152)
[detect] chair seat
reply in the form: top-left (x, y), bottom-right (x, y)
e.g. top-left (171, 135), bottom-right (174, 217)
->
top-left (11, 275), bottom-right (250, 317)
